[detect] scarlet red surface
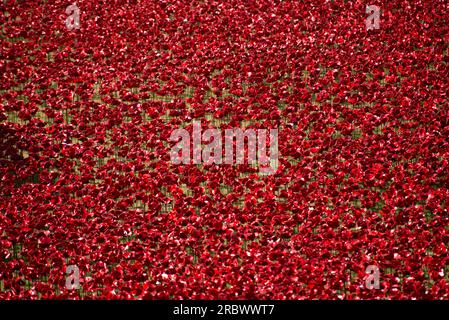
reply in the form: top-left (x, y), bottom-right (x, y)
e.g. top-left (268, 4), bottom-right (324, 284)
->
top-left (1, 0), bottom-right (449, 299)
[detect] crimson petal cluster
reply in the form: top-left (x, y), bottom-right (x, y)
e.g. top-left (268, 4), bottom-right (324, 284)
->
top-left (1, 0), bottom-right (449, 299)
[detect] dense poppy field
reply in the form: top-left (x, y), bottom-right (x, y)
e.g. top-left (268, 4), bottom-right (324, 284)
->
top-left (1, 0), bottom-right (448, 299)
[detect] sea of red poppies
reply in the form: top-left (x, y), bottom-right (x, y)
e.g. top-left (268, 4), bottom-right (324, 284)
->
top-left (1, 0), bottom-right (448, 299)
